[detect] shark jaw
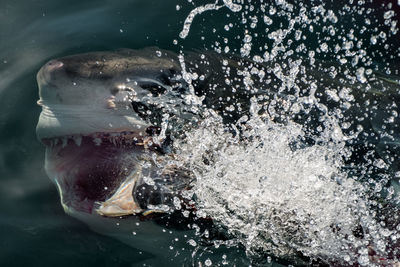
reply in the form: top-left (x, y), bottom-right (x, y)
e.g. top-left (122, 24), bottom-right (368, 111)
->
top-left (43, 131), bottom-right (152, 216)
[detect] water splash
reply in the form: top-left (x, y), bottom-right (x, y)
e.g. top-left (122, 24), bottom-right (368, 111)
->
top-left (179, 0), bottom-right (242, 39)
top-left (172, 0), bottom-right (400, 265)
top-left (165, 102), bottom-right (393, 265)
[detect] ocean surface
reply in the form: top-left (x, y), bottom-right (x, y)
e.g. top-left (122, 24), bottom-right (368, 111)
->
top-left (0, 1), bottom-right (204, 266)
top-left (1, 0), bottom-right (399, 266)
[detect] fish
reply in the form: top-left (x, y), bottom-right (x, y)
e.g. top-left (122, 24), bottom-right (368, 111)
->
top-left (36, 47), bottom-right (400, 264)
top-left (36, 47), bottom-right (281, 218)
top-left (35, 47), bottom-right (247, 262)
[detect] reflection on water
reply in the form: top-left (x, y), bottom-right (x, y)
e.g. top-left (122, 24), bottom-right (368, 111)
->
top-left (1, 0), bottom-right (399, 266)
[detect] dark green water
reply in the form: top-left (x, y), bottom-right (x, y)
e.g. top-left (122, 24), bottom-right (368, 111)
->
top-left (0, 1), bottom-right (260, 266)
top-left (1, 0), bottom-right (399, 266)
top-left (0, 1), bottom-right (203, 266)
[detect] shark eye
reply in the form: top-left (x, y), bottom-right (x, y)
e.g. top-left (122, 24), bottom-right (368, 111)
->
top-left (139, 83), bottom-right (166, 96)
top-left (110, 87), bottom-right (119, 95)
top-left (159, 71), bottom-right (175, 86)
top-left (145, 126), bottom-right (161, 136)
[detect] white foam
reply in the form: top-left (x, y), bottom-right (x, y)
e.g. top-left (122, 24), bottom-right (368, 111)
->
top-left (168, 109), bottom-right (390, 264)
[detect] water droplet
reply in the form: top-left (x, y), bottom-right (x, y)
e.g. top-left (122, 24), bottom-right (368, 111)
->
top-left (370, 36), bottom-right (377, 45)
top-left (188, 239), bottom-right (197, 246)
top-left (384, 10), bottom-right (395, 19)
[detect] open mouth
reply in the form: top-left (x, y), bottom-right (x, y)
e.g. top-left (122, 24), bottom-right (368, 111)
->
top-left (42, 131), bottom-right (151, 215)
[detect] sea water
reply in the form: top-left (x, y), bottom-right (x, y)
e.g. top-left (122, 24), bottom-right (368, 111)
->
top-left (166, 0), bottom-right (400, 265)
top-left (0, 0), bottom-right (399, 266)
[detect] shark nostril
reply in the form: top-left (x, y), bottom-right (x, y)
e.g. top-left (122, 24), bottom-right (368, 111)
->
top-left (37, 60), bottom-right (65, 87)
top-left (46, 60), bottom-right (64, 71)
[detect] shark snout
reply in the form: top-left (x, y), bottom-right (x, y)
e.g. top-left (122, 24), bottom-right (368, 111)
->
top-left (45, 60), bottom-right (64, 71)
top-left (37, 59), bottom-right (64, 87)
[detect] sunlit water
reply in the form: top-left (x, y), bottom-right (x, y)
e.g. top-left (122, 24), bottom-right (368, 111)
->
top-left (1, 0), bottom-right (400, 266)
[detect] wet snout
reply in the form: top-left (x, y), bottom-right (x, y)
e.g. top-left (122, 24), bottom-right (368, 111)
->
top-left (45, 60), bottom-right (64, 71)
top-left (37, 59), bottom-right (65, 87)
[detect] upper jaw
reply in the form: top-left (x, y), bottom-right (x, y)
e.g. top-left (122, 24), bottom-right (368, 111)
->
top-left (36, 102), bottom-right (150, 141)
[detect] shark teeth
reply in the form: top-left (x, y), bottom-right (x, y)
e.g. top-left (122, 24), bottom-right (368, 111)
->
top-left (95, 166), bottom-right (143, 217)
top-left (73, 136), bottom-right (82, 146)
top-left (62, 137), bottom-right (68, 148)
top-left (44, 130), bottom-right (153, 149)
top-left (93, 138), bottom-right (102, 146)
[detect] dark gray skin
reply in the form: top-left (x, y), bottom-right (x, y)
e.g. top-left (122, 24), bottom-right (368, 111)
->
top-left (36, 47), bottom-right (282, 216)
top-left (36, 47), bottom-right (229, 263)
top-left (36, 47), bottom-right (400, 265)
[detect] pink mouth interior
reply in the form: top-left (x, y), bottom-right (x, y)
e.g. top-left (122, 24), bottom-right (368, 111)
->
top-left (43, 133), bottom-right (145, 213)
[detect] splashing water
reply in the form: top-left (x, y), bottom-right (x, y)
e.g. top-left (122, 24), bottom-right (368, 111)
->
top-left (168, 107), bottom-right (391, 265)
top-left (179, 0), bottom-right (242, 39)
top-left (164, 0), bottom-right (400, 265)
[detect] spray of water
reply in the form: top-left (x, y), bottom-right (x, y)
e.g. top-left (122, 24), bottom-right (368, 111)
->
top-left (168, 106), bottom-right (393, 265)
top-left (160, 0), bottom-right (400, 265)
